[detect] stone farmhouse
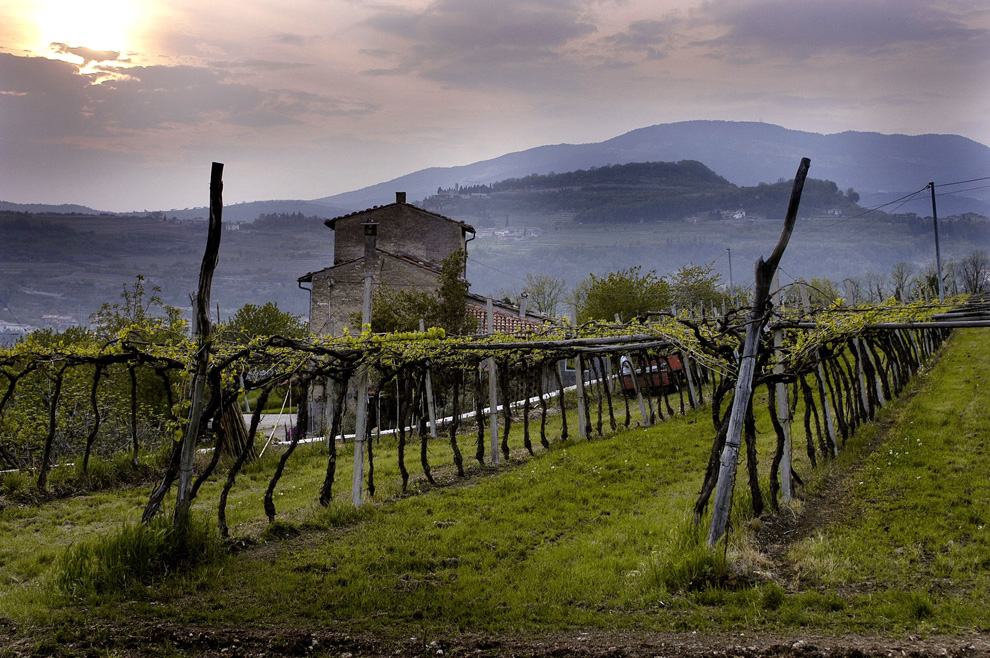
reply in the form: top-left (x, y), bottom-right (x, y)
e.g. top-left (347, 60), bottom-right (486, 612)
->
top-left (298, 192), bottom-right (547, 338)
top-left (298, 193), bottom-right (548, 436)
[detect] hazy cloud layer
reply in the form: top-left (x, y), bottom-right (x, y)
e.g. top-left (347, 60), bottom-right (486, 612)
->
top-left (363, 0), bottom-right (600, 89)
top-left (0, 53), bottom-right (376, 145)
top-left (696, 0), bottom-right (990, 61)
top-left (0, 0), bottom-right (987, 210)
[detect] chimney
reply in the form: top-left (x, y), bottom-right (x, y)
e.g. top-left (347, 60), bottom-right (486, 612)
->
top-left (519, 292), bottom-right (529, 318)
top-left (396, 192), bottom-right (406, 204)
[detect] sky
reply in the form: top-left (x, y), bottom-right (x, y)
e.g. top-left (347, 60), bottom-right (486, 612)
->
top-left (1, 0), bottom-right (988, 212)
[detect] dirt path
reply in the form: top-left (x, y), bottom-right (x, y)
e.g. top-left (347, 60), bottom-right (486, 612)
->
top-left (4, 618), bottom-right (989, 658)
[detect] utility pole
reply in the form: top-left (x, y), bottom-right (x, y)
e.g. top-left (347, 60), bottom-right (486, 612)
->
top-left (929, 182), bottom-right (945, 303)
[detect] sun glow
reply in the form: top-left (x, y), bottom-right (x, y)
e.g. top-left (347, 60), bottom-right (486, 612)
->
top-left (36, 0), bottom-right (137, 55)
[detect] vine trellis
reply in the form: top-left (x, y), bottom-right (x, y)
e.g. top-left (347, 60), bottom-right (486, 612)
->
top-left (0, 296), bottom-right (961, 541)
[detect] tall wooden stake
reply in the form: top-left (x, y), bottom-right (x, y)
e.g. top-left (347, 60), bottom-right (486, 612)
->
top-left (708, 157), bottom-right (810, 547)
top-left (175, 162), bottom-right (223, 526)
top-left (487, 298), bottom-right (499, 465)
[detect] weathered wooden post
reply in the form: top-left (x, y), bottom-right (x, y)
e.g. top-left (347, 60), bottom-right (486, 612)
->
top-left (571, 303), bottom-right (587, 438)
top-left (773, 272), bottom-right (792, 501)
top-left (708, 157), bottom-right (810, 547)
top-left (680, 350), bottom-right (699, 408)
top-left (351, 222), bottom-right (377, 506)
top-left (175, 162), bottom-right (224, 526)
top-left (487, 297), bottom-right (499, 465)
top-left (420, 319), bottom-right (438, 438)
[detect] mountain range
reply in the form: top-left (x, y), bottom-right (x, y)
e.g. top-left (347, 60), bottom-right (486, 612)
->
top-left (315, 121), bottom-right (990, 217)
top-left (5, 121), bottom-right (986, 219)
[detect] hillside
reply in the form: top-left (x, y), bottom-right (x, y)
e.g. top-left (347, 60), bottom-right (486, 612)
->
top-left (418, 160), bottom-right (860, 225)
top-left (314, 121), bottom-right (990, 216)
top-left (0, 211), bottom-right (331, 330)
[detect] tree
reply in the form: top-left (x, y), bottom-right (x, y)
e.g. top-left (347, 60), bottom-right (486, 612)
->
top-left (366, 249), bottom-right (476, 335)
top-left (889, 262), bottom-right (916, 302)
top-left (577, 266), bottom-right (671, 323)
top-left (670, 264), bottom-right (724, 311)
top-left (957, 250), bottom-right (990, 294)
top-left (222, 302), bottom-right (306, 340)
top-left (782, 276), bottom-right (840, 309)
top-left (521, 273), bottom-right (567, 317)
top-left (915, 263), bottom-right (940, 301)
top-left (863, 271), bottom-right (888, 303)
top-left (91, 275), bottom-right (185, 343)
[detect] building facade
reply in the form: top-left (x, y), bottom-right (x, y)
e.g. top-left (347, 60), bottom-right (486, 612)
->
top-left (299, 192), bottom-right (476, 336)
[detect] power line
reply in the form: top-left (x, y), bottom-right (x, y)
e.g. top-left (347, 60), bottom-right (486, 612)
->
top-left (936, 176), bottom-right (990, 188)
top-left (470, 259), bottom-right (529, 282)
top-left (0, 297), bottom-right (23, 327)
top-left (935, 183), bottom-right (990, 198)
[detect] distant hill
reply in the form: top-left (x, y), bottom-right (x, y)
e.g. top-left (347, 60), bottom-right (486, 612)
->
top-left (314, 121), bottom-right (990, 214)
top-left (161, 199), bottom-right (349, 222)
top-left (0, 201), bottom-right (104, 215)
top-left (1, 199), bottom-right (350, 222)
top-left (419, 160), bottom-right (860, 224)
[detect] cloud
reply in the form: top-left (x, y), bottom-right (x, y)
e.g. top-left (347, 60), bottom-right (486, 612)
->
top-left (0, 53), bottom-right (377, 150)
top-left (362, 0), bottom-right (600, 90)
top-left (213, 59), bottom-right (313, 72)
top-left (51, 43), bottom-right (125, 63)
top-left (271, 32), bottom-right (314, 46)
top-left (695, 0), bottom-right (990, 62)
top-left (601, 18), bottom-right (680, 59)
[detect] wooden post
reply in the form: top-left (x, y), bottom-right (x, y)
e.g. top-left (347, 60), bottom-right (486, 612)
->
top-left (773, 272), bottom-right (792, 501)
top-left (680, 351), bottom-right (699, 408)
top-left (175, 162), bottom-right (223, 526)
top-left (487, 298), bottom-right (499, 465)
top-left (351, 222), bottom-right (377, 506)
top-left (420, 319), bottom-right (438, 438)
top-left (626, 353), bottom-right (650, 427)
top-left (800, 281), bottom-right (838, 456)
top-left (863, 338), bottom-right (886, 406)
top-left (572, 303), bottom-right (587, 438)
top-left (853, 338), bottom-right (870, 413)
top-left (708, 157), bottom-right (810, 547)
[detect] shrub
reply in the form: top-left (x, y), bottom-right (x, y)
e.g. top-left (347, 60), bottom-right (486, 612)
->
top-left (1, 470), bottom-right (30, 497)
top-left (302, 499), bottom-right (377, 530)
top-left (760, 582), bottom-right (787, 611)
top-left (644, 519), bottom-right (728, 594)
top-left (54, 514), bottom-right (225, 598)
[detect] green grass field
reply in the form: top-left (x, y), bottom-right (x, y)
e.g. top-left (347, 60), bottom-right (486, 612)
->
top-left (1, 330), bottom-right (989, 654)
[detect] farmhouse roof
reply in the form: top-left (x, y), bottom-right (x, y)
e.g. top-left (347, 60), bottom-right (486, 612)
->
top-left (297, 248), bottom-right (442, 283)
top-left (323, 193), bottom-right (475, 234)
top-left (465, 293), bottom-right (550, 335)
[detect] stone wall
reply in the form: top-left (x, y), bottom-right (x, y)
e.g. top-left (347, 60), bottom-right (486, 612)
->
top-left (308, 254), bottom-right (443, 337)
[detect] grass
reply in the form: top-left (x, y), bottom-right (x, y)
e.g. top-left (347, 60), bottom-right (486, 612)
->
top-left (2, 329), bottom-right (990, 645)
top-left (54, 513), bottom-right (224, 599)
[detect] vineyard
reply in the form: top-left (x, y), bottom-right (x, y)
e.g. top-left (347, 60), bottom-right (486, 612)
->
top-left (2, 161), bottom-right (989, 656)
top-left (0, 159), bottom-right (965, 540)
top-left (0, 256), bottom-right (963, 543)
